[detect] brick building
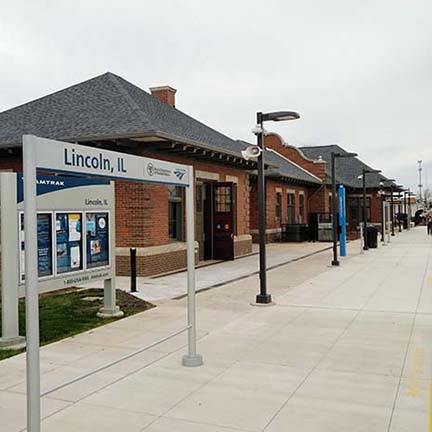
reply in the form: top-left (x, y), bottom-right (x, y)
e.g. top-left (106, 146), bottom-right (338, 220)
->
top-left (298, 144), bottom-right (397, 234)
top-left (0, 72), bottom-right (262, 276)
top-left (0, 72), bottom-right (399, 277)
top-left (239, 140), bottom-right (322, 242)
top-left (257, 134), bottom-right (399, 237)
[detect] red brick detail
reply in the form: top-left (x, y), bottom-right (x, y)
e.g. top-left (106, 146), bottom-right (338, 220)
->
top-left (116, 250), bottom-right (190, 277)
top-left (149, 86), bottom-right (177, 107)
top-left (264, 134), bottom-right (327, 181)
top-left (309, 185), bottom-right (330, 214)
top-left (115, 181), bottom-right (168, 248)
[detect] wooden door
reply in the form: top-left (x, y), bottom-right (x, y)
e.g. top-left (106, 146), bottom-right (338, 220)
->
top-left (212, 182), bottom-right (235, 260)
top-left (196, 183), bottom-right (205, 261)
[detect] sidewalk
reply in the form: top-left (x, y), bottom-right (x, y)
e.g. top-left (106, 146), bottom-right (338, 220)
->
top-left (1, 228), bottom-right (431, 431)
top-left (82, 241), bottom-right (332, 301)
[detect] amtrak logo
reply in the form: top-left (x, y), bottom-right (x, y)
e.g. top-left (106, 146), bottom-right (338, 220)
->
top-left (174, 169), bottom-right (186, 180)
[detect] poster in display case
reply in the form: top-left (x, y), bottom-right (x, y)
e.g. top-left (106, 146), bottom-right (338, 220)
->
top-left (19, 213), bottom-right (53, 282)
top-left (56, 212), bottom-right (83, 274)
top-left (86, 212), bottom-right (109, 268)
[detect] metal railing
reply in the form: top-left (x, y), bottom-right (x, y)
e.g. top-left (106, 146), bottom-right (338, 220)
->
top-left (40, 325), bottom-right (191, 397)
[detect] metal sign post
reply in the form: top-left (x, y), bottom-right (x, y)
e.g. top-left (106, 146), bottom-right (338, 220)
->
top-left (23, 136), bottom-right (41, 432)
top-left (22, 135), bottom-right (203, 431)
top-left (182, 166), bottom-right (203, 367)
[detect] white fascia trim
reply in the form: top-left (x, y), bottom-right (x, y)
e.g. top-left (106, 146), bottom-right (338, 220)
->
top-left (267, 148), bottom-right (322, 183)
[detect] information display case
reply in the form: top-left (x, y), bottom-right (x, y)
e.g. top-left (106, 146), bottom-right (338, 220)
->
top-left (86, 212), bottom-right (110, 269)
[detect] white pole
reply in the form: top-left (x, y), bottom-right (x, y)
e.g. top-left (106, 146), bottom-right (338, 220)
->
top-left (23, 135), bottom-right (41, 432)
top-left (359, 224), bottom-right (364, 254)
top-left (182, 166), bottom-right (203, 367)
top-left (0, 173), bottom-right (25, 348)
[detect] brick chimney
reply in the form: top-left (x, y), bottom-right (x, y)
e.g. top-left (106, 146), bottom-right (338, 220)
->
top-left (149, 86), bottom-right (177, 107)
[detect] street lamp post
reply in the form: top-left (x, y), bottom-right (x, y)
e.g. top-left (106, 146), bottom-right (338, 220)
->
top-left (255, 111), bottom-right (300, 304)
top-left (379, 182), bottom-right (385, 242)
top-left (362, 168), bottom-right (381, 251)
top-left (331, 151), bottom-right (357, 266)
top-left (381, 179), bottom-right (395, 242)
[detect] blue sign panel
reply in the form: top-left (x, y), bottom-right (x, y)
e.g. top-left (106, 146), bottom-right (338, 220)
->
top-left (37, 214), bottom-right (53, 277)
top-left (338, 185), bottom-right (347, 257)
top-left (19, 213), bottom-right (53, 281)
top-left (56, 213), bottom-right (83, 274)
top-left (86, 212), bottom-right (109, 268)
top-left (16, 174), bottom-right (110, 203)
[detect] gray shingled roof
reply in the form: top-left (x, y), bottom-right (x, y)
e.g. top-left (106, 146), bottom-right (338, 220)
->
top-left (238, 141), bottom-right (321, 185)
top-left (0, 72), bottom-right (245, 157)
top-left (299, 144), bottom-right (391, 188)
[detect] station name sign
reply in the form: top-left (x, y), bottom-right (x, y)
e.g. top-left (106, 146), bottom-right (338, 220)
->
top-left (32, 136), bottom-right (190, 186)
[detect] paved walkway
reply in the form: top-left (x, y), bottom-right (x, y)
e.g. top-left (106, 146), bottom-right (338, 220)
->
top-left (1, 228), bottom-right (431, 431)
top-left (82, 241), bottom-right (332, 301)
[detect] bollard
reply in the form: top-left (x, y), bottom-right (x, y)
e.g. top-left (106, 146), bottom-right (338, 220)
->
top-left (359, 225), bottom-right (364, 254)
top-left (130, 248), bottom-right (137, 293)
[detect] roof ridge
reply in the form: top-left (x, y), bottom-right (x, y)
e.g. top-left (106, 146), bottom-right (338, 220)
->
top-left (268, 148), bottom-right (322, 182)
top-left (106, 73), bottom-right (151, 128)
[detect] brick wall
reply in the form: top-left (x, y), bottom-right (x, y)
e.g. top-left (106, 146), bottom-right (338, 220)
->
top-left (250, 178), bottom-right (310, 242)
top-left (115, 181), bottom-right (168, 248)
top-left (117, 249), bottom-right (190, 277)
top-left (309, 185), bottom-right (331, 214)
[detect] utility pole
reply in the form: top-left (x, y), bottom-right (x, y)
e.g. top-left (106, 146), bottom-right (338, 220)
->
top-left (418, 160), bottom-right (423, 204)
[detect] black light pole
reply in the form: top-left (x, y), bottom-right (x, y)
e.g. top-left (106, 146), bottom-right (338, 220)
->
top-left (255, 110), bottom-right (300, 304)
top-left (362, 168), bottom-right (381, 251)
top-left (397, 191), bottom-right (403, 232)
top-left (331, 151), bottom-right (357, 266)
top-left (379, 182), bottom-right (385, 242)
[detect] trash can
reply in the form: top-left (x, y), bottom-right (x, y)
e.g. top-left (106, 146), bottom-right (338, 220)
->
top-left (402, 213), bottom-right (408, 229)
top-left (366, 226), bottom-right (378, 248)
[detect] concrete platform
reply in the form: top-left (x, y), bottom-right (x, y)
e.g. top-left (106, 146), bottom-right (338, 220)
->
top-left (81, 241), bottom-right (332, 301)
top-left (1, 228), bottom-right (431, 431)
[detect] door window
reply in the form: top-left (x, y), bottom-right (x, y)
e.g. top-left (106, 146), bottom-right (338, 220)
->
top-left (215, 186), bottom-right (232, 213)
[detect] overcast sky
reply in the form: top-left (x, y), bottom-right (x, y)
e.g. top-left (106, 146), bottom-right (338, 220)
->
top-left (1, 0), bottom-right (431, 192)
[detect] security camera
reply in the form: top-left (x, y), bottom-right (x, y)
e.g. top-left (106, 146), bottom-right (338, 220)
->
top-left (241, 145), bottom-right (262, 161)
top-left (251, 125), bottom-right (263, 135)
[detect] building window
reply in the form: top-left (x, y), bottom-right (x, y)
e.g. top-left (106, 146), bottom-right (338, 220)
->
top-left (215, 186), bottom-right (232, 213)
top-left (299, 193), bottom-right (305, 223)
top-left (349, 197), bottom-right (371, 223)
top-left (287, 192), bottom-right (295, 224)
top-left (275, 192), bottom-right (282, 219)
top-left (168, 185), bottom-right (183, 240)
